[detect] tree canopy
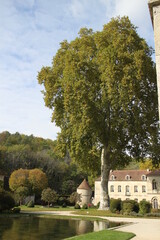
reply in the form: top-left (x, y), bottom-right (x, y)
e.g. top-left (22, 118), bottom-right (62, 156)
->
top-left (38, 16), bottom-right (159, 209)
top-left (9, 168), bottom-right (48, 197)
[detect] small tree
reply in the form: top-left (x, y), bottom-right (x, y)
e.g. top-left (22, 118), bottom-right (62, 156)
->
top-left (69, 192), bottom-right (80, 205)
top-left (41, 188), bottom-right (58, 207)
top-left (15, 186), bottom-right (29, 205)
top-left (28, 168), bottom-right (48, 197)
top-left (9, 169), bottom-right (30, 192)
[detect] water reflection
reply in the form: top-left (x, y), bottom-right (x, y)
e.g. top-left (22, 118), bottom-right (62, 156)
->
top-left (0, 216), bottom-right (122, 240)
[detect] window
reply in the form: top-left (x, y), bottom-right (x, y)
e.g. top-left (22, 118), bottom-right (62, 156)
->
top-left (134, 186), bottom-right (138, 192)
top-left (152, 198), bottom-right (158, 209)
top-left (118, 185), bottom-right (121, 192)
top-left (125, 185), bottom-right (130, 195)
top-left (141, 175), bottom-right (146, 181)
top-left (152, 179), bottom-right (157, 190)
top-left (134, 198), bottom-right (138, 202)
top-left (125, 175), bottom-right (131, 180)
top-left (142, 186), bottom-right (146, 192)
top-left (111, 175), bottom-right (115, 180)
top-left (110, 185), bottom-right (114, 192)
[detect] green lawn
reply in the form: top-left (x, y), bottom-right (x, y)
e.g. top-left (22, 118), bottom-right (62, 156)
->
top-left (65, 230), bottom-right (135, 240)
top-left (21, 205), bottom-right (74, 211)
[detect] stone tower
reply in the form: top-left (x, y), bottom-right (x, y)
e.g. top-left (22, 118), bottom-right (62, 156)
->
top-left (77, 179), bottom-right (92, 207)
top-left (148, 0), bottom-right (160, 122)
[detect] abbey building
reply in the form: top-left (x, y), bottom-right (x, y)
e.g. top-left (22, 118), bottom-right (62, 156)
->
top-left (94, 169), bottom-right (160, 209)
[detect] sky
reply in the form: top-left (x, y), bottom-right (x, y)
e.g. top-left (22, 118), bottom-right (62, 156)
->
top-left (0, 0), bottom-right (154, 140)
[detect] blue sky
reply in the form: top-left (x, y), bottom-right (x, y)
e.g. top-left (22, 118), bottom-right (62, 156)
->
top-left (0, 0), bottom-right (154, 140)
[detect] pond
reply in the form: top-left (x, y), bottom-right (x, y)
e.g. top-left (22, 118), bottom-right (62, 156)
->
top-left (0, 216), bottom-right (123, 240)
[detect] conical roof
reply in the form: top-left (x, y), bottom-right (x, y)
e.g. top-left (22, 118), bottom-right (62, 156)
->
top-left (77, 179), bottom-right (91, 190)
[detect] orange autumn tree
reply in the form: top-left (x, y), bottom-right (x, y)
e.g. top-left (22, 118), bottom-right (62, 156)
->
top-left (9, 168), bottom-right (48, 198)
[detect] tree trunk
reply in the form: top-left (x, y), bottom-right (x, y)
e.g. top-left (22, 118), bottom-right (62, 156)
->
top-left (99, 147), bottom-right (110, 210)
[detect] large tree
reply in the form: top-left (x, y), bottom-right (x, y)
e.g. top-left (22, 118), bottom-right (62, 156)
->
top-left (38, 17), bottom-right (159, 209)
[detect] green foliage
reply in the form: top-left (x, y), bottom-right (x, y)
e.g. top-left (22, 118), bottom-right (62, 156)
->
top-left (0, 131), bottom-right (88, 196)
top-left (0, 180), bottom-right (4, 190)
top-left (27, 200), bottom-right (34, 208)
top-left (41, 188), bottom-right (58, 207)
top-left (74, 203), bottom-right (81, 209)
top-left (62, 202), bottom-right (67, 208)
top-left (38, 16), bottom-right (159, 174)
top-left (139, 200), bottom-right (151, 214)
top-left (122, 200), bottom-right (139, 215)
top-left (68, 192), bottom-right (80, 205)
top-left (58, 196), bottom-right (66, 206)
top-left (82, 203), bottom-right (88, 209)
top-left (11, 207), bottom-right (21, 213)
top-left (96, 202), bottom-right (100, 209)
top-left (110, 198), bottom-right (122, 213)
top-left (15, 186), bottom-right (29, 205)
top-left (0, 190), bottom-right (15, 212)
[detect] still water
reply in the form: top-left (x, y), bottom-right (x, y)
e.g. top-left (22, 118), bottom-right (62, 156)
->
top-left (0, 216), bottom-right (122, 240)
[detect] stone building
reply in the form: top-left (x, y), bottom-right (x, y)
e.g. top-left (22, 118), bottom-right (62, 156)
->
top-left (77, 179), bottom-right (92, 207)
top-left (94, 169), bottom-right (160, 209)
top-left (148, 0), bottom-right (160, 121)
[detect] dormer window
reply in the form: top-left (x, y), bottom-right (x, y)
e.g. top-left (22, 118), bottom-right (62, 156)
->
top-left (111, 175), bottom-right (115, 180)
top-left (125, 175), bottom-right (131, 180)
top-left (141, 175), bottom-right (146, 181)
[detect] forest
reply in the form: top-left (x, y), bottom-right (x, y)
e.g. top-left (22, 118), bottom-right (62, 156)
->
top-left (0, 131), bottom-right (92, 195)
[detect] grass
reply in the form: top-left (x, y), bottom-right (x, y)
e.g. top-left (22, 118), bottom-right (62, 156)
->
top-left (65, 230), bottom-right (135, 240)
top-left (21, 205), bottom-right (74, 211)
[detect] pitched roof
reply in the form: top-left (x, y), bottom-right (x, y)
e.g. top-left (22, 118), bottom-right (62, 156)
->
top-left (147, 170), bottom-right (160, 177)
top-left (96, 170), bottom-right (151, 181)
top-left (77, 179), bottom-right (91, 190)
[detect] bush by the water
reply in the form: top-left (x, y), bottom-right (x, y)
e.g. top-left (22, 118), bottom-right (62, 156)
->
top-left (27, 200), bottom-right (34, 208)
top-left (74, 203), bottom-right (81, 209)
top-left (139, 200), bottom-right (151, 214)
top-left (0, 190), bottom-right (15, 212)
top-left (110, 198), bottom-right (122, 213)
top-left (122, 200), bottom-right (139, 215)
top-left (11, 207), bottom-right (21, 213)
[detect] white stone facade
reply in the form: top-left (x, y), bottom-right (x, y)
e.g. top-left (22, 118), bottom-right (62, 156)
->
top-left (148, 0), bottom-right (160, 121)
top-left (94, 170), bottom-right (160, 209)
top-left (77, 179), bottom-right (92, 207)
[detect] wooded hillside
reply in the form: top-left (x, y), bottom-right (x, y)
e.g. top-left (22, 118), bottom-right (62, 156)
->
top-left (0, 131), bottom-right (89, 194)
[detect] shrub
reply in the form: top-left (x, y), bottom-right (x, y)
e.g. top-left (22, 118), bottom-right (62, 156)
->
top-left (0, 191), bottom-right (15, 212)
top-left (74, 203), bottom-right (81, 209)
top-left (139, 200), bottom-right (151, 214)
top-left (110, 198), bottom-right (121, 213)
top-left (58, 197), bottom-right (66, 206)
top-left (96, 202), bottom-right (100, 209)
top-left (68, 192), bottom-right (80, 205)
top-left (88, 203), bottom-right (96, 209)
top-left (82, 203), bottom-right (88, 209)
top-left (122, 200), bottom-right (139, 215)
top-left (27, 200), bottom-right (34, 208)
top-left (12, 207), bottom-right (21, 213)
top-left (62, 202), bottom-right (67, 208)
